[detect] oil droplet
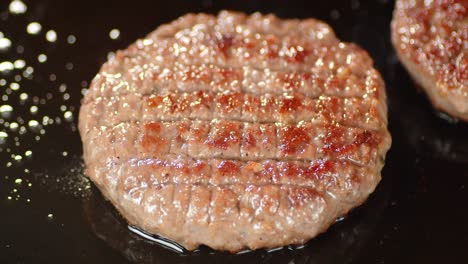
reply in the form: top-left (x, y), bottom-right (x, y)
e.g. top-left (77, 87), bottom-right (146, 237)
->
top-left (10, 82), bottom-right (19, 91)
top-left (45, 30), bottom-right (57, 42)
top-left (107, 51), bottom-right (115, 60)
top-left (9, 0), bottom-right (27, 14)
top-left (351, 0), bottom-right (360, 10)
top-left (330, 9), bottom-right (340, 20)
top-left (67, 35), bottom-right (76, 44)
top-left (26, 22), bottom-right (42, 35)
top-left (19, 126), bottom-right (26, 135)
top-left (64, 111), bottom-right (73, 122)
top-left (30, 105), bottom-right (38, 114)
top-left (14, 155), bottom-right (22, 161)
top-left (28, 120), bottom-right (40, 130)
top-left (16, 45), bottom-right (24, 53)
top-left (109, 29), bottom-right (120, 40)
top-left (14, 60), bottom-right (25, 69)
top-left (65, 62), bottom-right (73, 70)
top-left (25, 150), bottom-right (32, 157)
top-left (38, 54), bottom-right (47, 63)
top-left (59, 84), bottom-right (67, 92)
top-left (9, 122), bottom-right (18, 131)
top-left (14, 178), bottom-right (22, 184)
top-left (0, 105), bottom-right (13, 118)
top-left (19, 93), bottom-right (28, 101)
top-left (47, 213), bottom-right (54, 219)
top-left (81, 88), bottom-right (88, 96)
top-left (0, 131), bottom-right (7, 144)
top-left (0, 37), bottom-right (12, 51)
top-left (23, 66), bottom-right (34, 78)
top-left (7, 196), bottom-right (12, 200)
top-left (0, 61), bottom-right (14, 72)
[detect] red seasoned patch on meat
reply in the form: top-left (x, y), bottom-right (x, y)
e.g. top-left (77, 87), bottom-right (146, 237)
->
top-left (280, 160), bottom-right (334, 181)
top-left (206, 122), bottom-right (240, 150)
top-left (215, 34), bottom-right (236, 58)
top-left (288, 188), bottom-right (318, 207)
top-left (141, 123), bottom-right (167, 153)
top-left (284, 45), bottom-right (309, 63)
top-left (217, 160), bottom-right (240, 175)
top-left (244, 131), bottom-right (257, 149)
top-left (305, 160), bottom-right (334, 179)
top-left (279, 126), bottom-right (310, 155)
top-left (322, 125), bottom-right (345, 154)
top-left (323, 126), bottom-right (377, 155)
top-left (180, 65), bottom-right (210, 83)
top-left (279, 95), bottom-right (302, 113)
top-left (216, 92), bottom-right (243, 112)
top-left (277, 72), bottom-right (309, 90)
top-left (192, 91), bottom-right (214, 109)
top-left (147, 96), bottom-right (163, 108)
top-left (326, 76), bottom-right (341, 90)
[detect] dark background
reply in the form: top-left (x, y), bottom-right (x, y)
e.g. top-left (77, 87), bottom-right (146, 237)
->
top-left (0, 0), bottom-right (467, 263)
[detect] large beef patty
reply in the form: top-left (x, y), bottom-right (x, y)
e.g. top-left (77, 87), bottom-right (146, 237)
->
top-left (79, 11), bottom-right (391, 252)
top-left (392, 0), bottom-right (467, 121)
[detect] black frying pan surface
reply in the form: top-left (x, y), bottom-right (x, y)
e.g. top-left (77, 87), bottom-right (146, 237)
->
top-left (0, 0), bottom-right (467, 263)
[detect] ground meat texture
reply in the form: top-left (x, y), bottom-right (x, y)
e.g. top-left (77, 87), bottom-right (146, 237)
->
top-left (79, 11), bottom-right (391, 252)
top-left (391, 0), bottom-right (468, 121)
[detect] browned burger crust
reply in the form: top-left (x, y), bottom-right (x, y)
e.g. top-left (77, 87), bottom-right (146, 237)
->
top-left (391, 0), bottom-right (468, 121)
top-left (79, 11), bottom-right (391, 252)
